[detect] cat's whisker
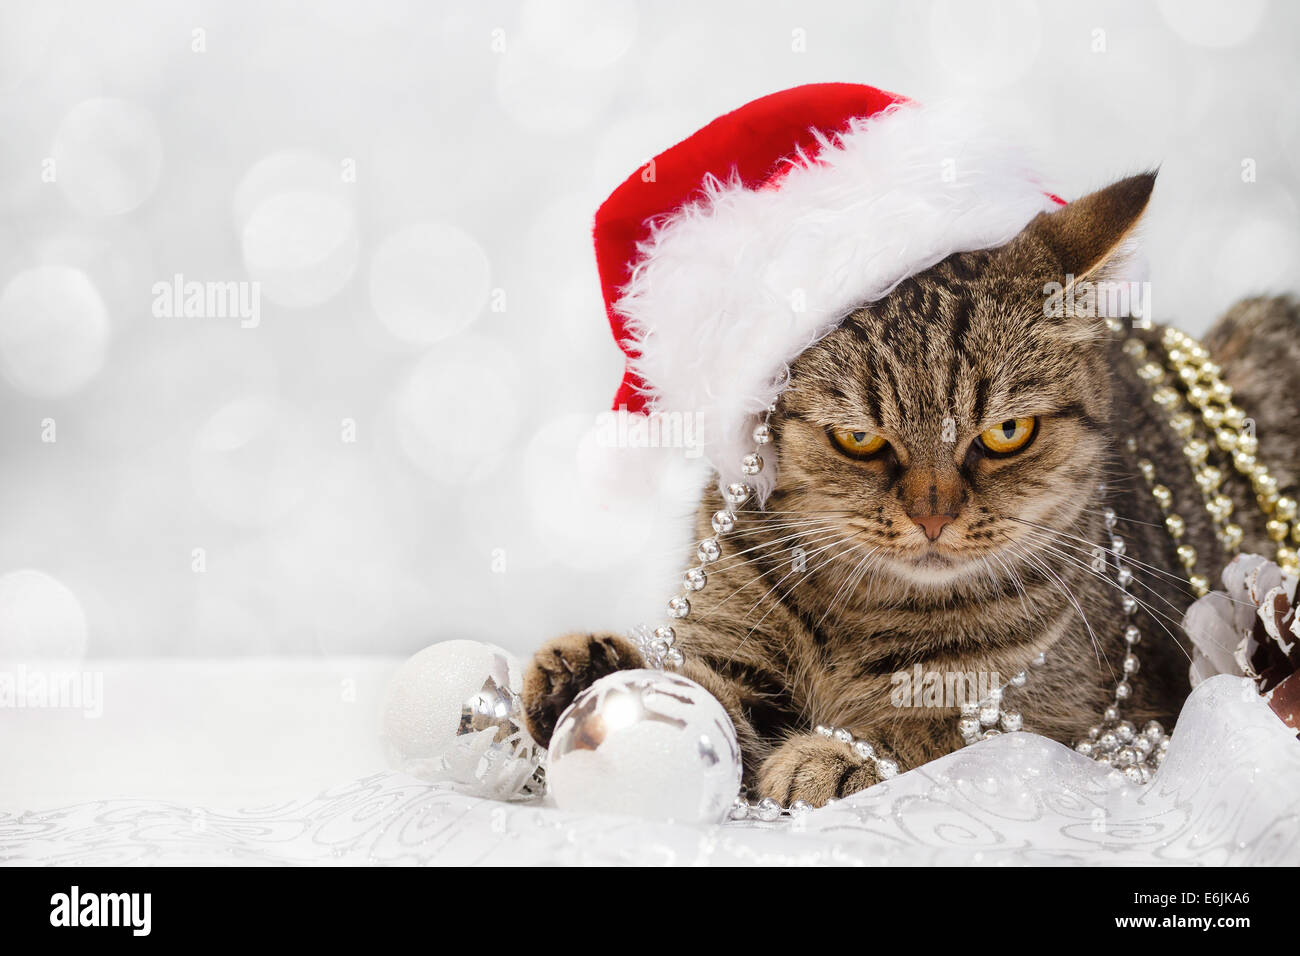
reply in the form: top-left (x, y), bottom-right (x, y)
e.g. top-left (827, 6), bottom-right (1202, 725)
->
top-left (1007, 542), bottom-right (1111, 674)
top-left (725, 516), bottom-right (850, 537)
top-left (1036, 543), bottom-right (1197, 661)
top-left (772, 547), bottom-right (865, 663)
top-left (976, 556), bottom-right (1004, 608)
top-left (776, 543), bottom-right (884, 667)
top-left (1007, 534), bottom-right (1195, 667)
top-left (719, 524), bottom-right (843, 548)
top-left (745, 534), bottom-right (871, 646)
top-left (979, 551), bottom-right (1044, 629)
top-left (741, 532), bottom-right (862, 619)
top-left (1008, 515), bottom-right (1237, 602)
top-left (1074, 506), bottom-right (1166, 530)
top-left (1012, 526), bottom-right (1204, 636)
top-left (813, 544), bottom-right (882, 633)
top-left (704, 523), bottom-right (843, 576)
top-left (1026, 545), bottom-right (1196, 672)
top-left (987, 549), bottom-right (1038, 624)
top-left (1011, 518), bottom-right (1256, 617)
top-left (632, 518), bottom-right (840, 566)
top-left (693, 528), bottom-right (845, 617)
top-left (1012, 523), bottom-right (1198, 603)
top-left (722, 533), bottom-right (868, 665)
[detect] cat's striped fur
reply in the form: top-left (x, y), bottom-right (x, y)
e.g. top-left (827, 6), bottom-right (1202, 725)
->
top-left (522, 173), bottom-right (1299, 806)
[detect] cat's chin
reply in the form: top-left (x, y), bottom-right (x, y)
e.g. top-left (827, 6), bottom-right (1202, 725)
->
top-left (885, 548), bottom-right (993, 588)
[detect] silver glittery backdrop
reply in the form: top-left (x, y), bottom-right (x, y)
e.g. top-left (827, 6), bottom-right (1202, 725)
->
top-left (0, 0), bottom-right (1297, 664)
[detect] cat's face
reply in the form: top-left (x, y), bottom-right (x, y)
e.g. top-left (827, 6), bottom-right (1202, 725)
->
top-left (770, 243), bottom-right (1116, 590)
top-left (764, 172), bottom-right (1157, 590)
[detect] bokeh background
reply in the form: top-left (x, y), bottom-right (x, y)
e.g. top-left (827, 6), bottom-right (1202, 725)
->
top-left (2, 0), bottom-right (1299, 663)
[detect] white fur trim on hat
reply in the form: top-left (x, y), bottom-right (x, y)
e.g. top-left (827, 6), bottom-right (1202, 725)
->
top-left (613, 101), bottom-right (1061, 500)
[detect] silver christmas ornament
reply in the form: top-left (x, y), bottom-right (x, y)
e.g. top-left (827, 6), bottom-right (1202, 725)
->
top-left (546, 669), bottom-right (742, 824)
top-left (380, 640), bottom-right (544, 800)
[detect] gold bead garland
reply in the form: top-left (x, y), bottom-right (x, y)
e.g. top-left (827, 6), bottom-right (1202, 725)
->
top-left (663, 325), bottom-right (1296, 809)
top-left (1123, 338), bottom-right (1222, 595)
top-left (1133, 327), bottom-right (1298, 576)
top-left (1129, 444), bottom-right (1212, 597)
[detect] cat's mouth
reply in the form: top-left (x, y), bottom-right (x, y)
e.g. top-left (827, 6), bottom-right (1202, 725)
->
top-left (884, 537), bottom-right (1001, 585)
top-left (846, 520), bottom-right (1009, 584)
top-left (907, 548), bottom-right (954, 569)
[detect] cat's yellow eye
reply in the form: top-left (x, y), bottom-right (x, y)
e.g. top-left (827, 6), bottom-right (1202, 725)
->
top-left (829, 427), bottom-right (887, 458)
top-left (978, 417), bottom-right (1038, 455)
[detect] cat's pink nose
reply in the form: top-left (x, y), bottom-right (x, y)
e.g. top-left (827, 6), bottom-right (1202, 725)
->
top-left (912, 514), bottom-right (954, 541)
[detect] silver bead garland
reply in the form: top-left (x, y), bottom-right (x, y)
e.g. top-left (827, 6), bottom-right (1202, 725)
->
top-left (633, 410), bottom-right (776, 671)
top-left (728, 724), bottom-right (899, 821)
top-left (631, 326), bottom-right (1273, 812)
top-left (954, 492), bottom-right (1170, 784)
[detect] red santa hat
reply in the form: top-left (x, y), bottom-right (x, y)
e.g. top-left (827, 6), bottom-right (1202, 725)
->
top-left (594, 83), bottom-right (1066, 500)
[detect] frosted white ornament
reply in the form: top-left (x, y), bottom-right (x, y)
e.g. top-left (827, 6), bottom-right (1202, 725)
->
top-left (546, 669), bottom-right (742, 824)
top-left (380, 640), bottom-right (544, 800)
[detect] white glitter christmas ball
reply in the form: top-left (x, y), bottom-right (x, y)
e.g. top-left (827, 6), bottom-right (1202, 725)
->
top-left (380, 640), bottom-right (544, 800)
top-left (546, 669), bottom-right (742, 824)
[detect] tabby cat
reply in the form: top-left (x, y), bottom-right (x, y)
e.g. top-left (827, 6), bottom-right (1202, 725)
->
top-left (522, 172), bottom-right (1300, 807)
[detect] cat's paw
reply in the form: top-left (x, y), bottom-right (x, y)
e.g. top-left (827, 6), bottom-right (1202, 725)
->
top-left (520, 632), bottom-right (642, 747)
top-left (756, 734), bottom-right (883, 807)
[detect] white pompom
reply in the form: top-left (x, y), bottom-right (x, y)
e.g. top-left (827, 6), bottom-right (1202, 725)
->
top-left (380, 639), bottom-right (544, 800)
top-left (546, 669), bottom-right (742, 824)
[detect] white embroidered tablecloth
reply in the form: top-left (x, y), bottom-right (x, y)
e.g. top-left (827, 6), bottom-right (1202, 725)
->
top-left (3, 668), bottom-right (1297, 866)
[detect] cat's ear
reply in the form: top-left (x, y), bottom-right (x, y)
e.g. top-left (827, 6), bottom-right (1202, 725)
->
top-left (1016, 171), bottom-right (1156, 283)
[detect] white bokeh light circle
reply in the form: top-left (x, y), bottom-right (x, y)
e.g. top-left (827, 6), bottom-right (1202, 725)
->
top-left (526, 414), bottom-right (659, 571)
top-left (0, 3), bottom-right (56, 92)
top-left (80, 328), bottom-right (279, 452)
top-left (495, 45), bottom-right (620, 134)
top-left (526, 191), bottom-right (607, 286)
top-left (0, 266), bottom-right (110, 398)
top-left (53, 98), bottom-right (162, 216)
top-left (369, 112), bottom-right (517, 222)
top-left (0, 108), bottom-right (48, 210)
top-left (190, 396), bottom-right (314, 527)
top-left (235, 151), bottom-right (359, 309)
top-left (518, 0), bottom-right (638, 71)
top-left (925, 0), bottom-right (1043, 91)
top-left (573, 409), bottom-right (670, 501)
top-left (592, 110), bottom-right (694, 198)
top-left (552, 271), bottom-right (622, 362)
top-left (312, 0), bottom-right (415, 34)
top-left (267, 461), bottom-right (407, 654)
top-left (241, 191), bottom-right (358, 308)
top-left (37, 225), bottom-right (154, 323)
top-left (1277, 93), bottom-right (1300, 182)
top-left (1157, 0), bottom-right (1268, 49)
top-left (233, 151), bottom-right (349, 229)
top-left (1212, 215), bottom-right (1300, 313)
top-left (1169, 215), bottom-right (1230, 336)
top-left (369, 223), bottom-right (491, 346)
top-left (0, 569), bottom-right (89, 660)
top-left (394, 334), bottom-right (522, 482)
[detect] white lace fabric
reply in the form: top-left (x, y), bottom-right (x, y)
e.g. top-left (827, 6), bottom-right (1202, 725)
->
top-left (3, 675), bottom-right (1297, 866)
